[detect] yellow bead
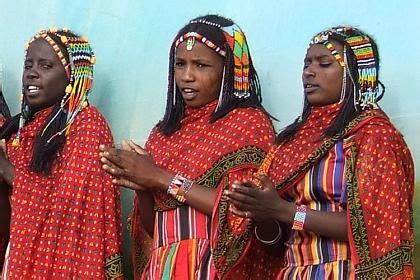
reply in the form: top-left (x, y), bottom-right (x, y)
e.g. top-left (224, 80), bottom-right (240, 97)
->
top-left (82, 101), bottom-right (88, 108)
top-left (65, 84), bottom-right (72, 94)
top-left (12, 138), bottom-right (20, 147)
top-left (50, 27), bottom-right (58, 33)
top-left (60, 36), bottom-right (68, 44)
top-left (90, 56), bottom-right (96, 64)
top-left (81, 36), bottom-right (88, 42)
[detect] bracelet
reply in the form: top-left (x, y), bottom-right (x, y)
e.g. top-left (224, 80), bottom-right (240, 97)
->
top-left (254, 220), bottom-right (283, 245)
top-left (292, 204), bottom-right (307, 231)
top-left (167, 174), bottom-right (194, 203)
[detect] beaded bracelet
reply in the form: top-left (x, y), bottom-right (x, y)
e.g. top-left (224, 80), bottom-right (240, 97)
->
top-left (292, 204), bottom-right (307, 231)
top-left (254, 220), bottom-right (283, 245)
top-left (167, 174), bottom-right (194, 203)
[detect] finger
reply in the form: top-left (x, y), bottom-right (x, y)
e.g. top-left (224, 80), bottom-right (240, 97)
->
top-left (102, 162), bottom-right (126, 177)
top-left (102, 148), bottom-right (129, 167)
top-left (128, 140), bottom-right (147, 155)
top-left (241, 179), bottom-right (259, 189)
top-left (113, 178), bottom-right (146, 191)
top-left (258, 174), bottom-right (275, 190)
top-left (226, 189), bottom-right (257, 206)
top-left (120, 140), bottom-right (132, 151)
top-left (231, 182), bottom-right (259, 197)
top-left (0, 139), bottom-right (6, 151)
top-left (229, 204), bottom-right (250, 219)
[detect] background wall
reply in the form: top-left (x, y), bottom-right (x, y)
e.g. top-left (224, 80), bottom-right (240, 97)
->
top-left (1, 0), bottom-right (418, 278)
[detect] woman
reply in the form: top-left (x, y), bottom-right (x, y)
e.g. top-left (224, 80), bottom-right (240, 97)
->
top-left (0, 28), bottom-right (123, 279)
top-left (224, 26), bottom-right (414, 279)
top-left (99, 15), bottom-right (275, 279)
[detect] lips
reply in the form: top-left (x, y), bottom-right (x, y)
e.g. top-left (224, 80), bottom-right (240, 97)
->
top-left (180, 87), bottom-right (198, 100)
top-left (24, 85), bottom-right (41, 97)
top-left (303, 83), bottom-right (319, 94)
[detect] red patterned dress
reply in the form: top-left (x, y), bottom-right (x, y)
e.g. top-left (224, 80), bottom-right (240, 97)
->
top-left (130, 100), bottom-right (275, 279)
top-left (2, 106), bottom-right (123, 279)
top-left (214, 103), bottom-right (414, 279)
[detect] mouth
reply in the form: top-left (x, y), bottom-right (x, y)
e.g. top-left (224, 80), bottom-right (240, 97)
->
top-left (304, 83), bottom-right (319, 94)
top-left (25, 85), bottom-right (41, 97)
top-left (180, 87), bottom-right (198, 100)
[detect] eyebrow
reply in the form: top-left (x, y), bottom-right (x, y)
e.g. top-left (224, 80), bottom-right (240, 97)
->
top-left (304, 55), bottom-right (334, 62)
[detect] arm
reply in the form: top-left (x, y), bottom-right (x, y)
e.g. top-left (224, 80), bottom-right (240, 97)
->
top-left (227, 175), bottom-right (348, 241)
top-left (100, 142), bottom-right (217, 215)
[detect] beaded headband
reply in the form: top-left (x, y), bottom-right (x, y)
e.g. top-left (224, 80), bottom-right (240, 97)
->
top-left (13, 27), bottom-right (96, 147)
top-left (309, 26), bottom-right (381, 109)
top-left (174, 19), bottom-right (252, 99)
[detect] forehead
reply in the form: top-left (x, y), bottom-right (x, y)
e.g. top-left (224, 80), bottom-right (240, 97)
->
top-left (306, 41), bottom-right (344, 58)
top-left (26, 38), bottom-right (60, 61)
top-left (176, 40), bottom-right (222, 61)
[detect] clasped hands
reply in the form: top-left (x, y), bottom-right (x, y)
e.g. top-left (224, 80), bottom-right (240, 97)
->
top-left (99, 140), bottom-right (166, 192)
top-left (225, 174), bottom-right (294, 223)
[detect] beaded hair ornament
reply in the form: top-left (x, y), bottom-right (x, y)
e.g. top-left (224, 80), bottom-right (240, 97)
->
top-left (174, 19), bottom-right (252, 99)
top-left (309, 26), bottom-right (382, 110)
top-left (13, 28), bottom-right (95, 147)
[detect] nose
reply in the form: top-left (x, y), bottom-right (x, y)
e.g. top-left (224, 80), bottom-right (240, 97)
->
top-left (180, 65), bottom-right (195, 82)
top-left (302, 65), bottom-right (315, 79)
top-left (25, 68), bottom-right (39, 80)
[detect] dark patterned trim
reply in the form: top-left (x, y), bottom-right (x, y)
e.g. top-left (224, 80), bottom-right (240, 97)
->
top-left (212, 177), bottom-right (254, 275)
top-left (104, 253), bottom-right (123, 279)
top-left (345, 141), bottom-right (371, 263)
top-left (156, 146), bottom-right (266, 211)
top-left (275, 111), bottom-right (376, 191)
top-left (354, 243), bottom-right (413, 279)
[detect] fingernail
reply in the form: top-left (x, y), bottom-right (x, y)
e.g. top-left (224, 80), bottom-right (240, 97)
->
top-left (104, 152), bottom-right (109, 156)
top-left (100, 157), bottom-right (106, 163)
top-left (232, 184), bottom-right (239, 189)
top-left (112, 179), bottom-right (117, 184)
top-left (99, 144), bottom-right (104, 149)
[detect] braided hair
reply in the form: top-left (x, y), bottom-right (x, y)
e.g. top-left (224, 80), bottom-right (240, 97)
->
top-left (159, 14), bottom-right (266, 135)
top-left (276, 26), bottom-right (383, 144)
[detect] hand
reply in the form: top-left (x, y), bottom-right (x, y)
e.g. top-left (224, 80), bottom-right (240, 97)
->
top-left (226, 175), bottom-right (294, 223)
top-left (99, 144), bottom-right (170, 191)
top-left (0, 139), bottom-right (14, 185)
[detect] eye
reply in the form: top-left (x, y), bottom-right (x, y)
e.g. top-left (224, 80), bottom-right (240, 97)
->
top-left (196, 63), bottom-right (209, 68)
top-left (24, 61), bottom-right (32, 69)
top-left (319, 62), bottom-right (332, 67)
top-left (175, 61), bottom-right (184, 68)
top-left (41, 63), bottom-right (53, 69)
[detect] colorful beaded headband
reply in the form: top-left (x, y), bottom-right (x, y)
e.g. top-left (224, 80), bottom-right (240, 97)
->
top-left (174, 32), bottom-right (226, 56)
top-left (13, 27), bottom-right (96, 147)
top-left (174, 19), bottom-right (252, 99)
top-left (309, 26), bottom-right (380, 109)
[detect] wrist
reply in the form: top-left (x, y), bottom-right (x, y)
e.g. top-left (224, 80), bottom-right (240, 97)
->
top-left (157, 170), bottom-right (174, 191)
top-left (274, 201), bottom-right (295, 225)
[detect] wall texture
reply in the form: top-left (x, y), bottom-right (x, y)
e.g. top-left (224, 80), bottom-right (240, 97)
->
top-left (1, 0), bottom-right (418, 278)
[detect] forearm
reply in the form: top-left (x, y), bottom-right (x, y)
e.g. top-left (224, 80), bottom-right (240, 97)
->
top-left (137, 191), bottom-right (155, 237)
top-left (274, 203), bottom-right (348, 241)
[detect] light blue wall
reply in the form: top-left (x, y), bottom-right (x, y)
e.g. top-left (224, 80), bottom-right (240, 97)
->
top-left (1, 0), bottom-right (419, 278)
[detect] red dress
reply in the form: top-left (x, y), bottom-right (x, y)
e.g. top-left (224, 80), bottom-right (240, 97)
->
top-left (130, 101), bottom-right (275, 279)
top-left (2, 106), bottom-right (123, 279)
top-left (214, 104), bottom-right (414, 279)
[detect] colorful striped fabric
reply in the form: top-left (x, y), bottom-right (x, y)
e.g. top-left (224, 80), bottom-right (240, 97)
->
top-left (278, 140), bottom-right (353, 279)
top-left (142, 206), bottom-right (215, 279)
